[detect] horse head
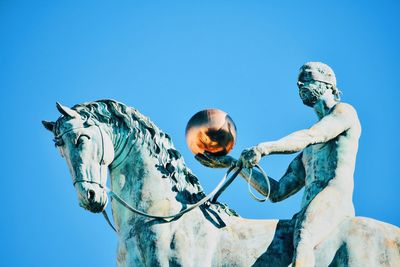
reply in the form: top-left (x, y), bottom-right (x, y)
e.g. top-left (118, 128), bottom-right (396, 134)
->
top-left (42, 102), bottom-right (114, 213)
top-left (42, 99), bottom-right (209, 216)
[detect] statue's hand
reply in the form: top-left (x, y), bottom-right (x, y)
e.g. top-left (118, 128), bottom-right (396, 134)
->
top-left (238, 146), bottom-right (263, 168)
top-left (195, 152), bottom-right (236, 168)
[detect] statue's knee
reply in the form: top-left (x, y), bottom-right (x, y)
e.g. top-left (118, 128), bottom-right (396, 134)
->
top-left (293, 241), bottom-right (315, 267)
top-left (294, 228), bottom-right (314, 247)
top-left (295, 240), bottom-right (314, 255)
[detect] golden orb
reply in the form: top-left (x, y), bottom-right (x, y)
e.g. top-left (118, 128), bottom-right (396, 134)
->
top-left (185, 109), bottom-right (237, 156)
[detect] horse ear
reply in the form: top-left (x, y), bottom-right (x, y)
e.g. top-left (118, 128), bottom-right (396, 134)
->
top-left (56, 102), bottom-right (79, 118)
top-left (42, 120), bottom-right (55, 132)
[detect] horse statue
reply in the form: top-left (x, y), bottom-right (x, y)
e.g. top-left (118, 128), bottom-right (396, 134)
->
top-left (42, 100), bottom-right (400, 266)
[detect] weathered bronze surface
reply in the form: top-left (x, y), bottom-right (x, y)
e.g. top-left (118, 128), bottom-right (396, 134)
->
top-left (43, 99), bottom-right (400, 266)
top-left (185, 109), bottom-right (236, 156)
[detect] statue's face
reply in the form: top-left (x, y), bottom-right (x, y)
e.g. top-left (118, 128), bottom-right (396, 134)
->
top-left (297, 79), bottom-right (325, 107)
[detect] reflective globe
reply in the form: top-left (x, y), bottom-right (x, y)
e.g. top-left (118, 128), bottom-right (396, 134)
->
top-left (185, 109), bottom-right (237, 156)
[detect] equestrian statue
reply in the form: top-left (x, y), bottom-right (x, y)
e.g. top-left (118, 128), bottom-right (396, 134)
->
top-left (42, 62), bottom-right (400, 266)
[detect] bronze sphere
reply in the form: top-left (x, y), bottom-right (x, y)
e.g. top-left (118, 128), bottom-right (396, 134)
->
top-left (185, 109), bottom-right (237, 156)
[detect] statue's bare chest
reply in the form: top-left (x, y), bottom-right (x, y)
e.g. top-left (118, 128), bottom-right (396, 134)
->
top-left (302, 139), bottom-right (339, 185)
top-left (300, 140), bottom-right (339, 206)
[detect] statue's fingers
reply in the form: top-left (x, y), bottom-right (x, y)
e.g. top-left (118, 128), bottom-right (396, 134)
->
top-left (206, 153), bottom-right (233, 168)
top-left (236, 158), bottom-right (243, 168)
top-left (222, 156), bottom-right (236, 167)
top-left (195, 153), bottom-right (205, 161)
top-left (251, 159), bottom-right (257, 167)
top-left (195, 154), bottom-right (213, 167)
top-left (245, 162), bottom-right (254, 169)
top-left (243, 150), bottom-right (255, 160)
top-left (201, 152), bottom-right (219, 165)
top-left (243, 157), bottom-right (256, 169)
top-left (203, 151), bottom-right (216, 160)
top-left (242, 156), bottom-right (252, 166)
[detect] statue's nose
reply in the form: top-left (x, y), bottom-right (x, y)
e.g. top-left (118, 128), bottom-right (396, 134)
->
top-left (87, 189), bottom-right (96, 202)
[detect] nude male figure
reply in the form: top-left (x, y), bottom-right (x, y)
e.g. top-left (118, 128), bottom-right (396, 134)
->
top-left (197, 62), bottom-right (361, 267)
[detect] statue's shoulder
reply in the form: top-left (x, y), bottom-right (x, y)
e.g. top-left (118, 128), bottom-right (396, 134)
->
top-left (333, 102), bottom-right (356, 113)
top-left (332, 103), bottom-right (361, 132)
top-left (333, 102), bottom-right (359, 119)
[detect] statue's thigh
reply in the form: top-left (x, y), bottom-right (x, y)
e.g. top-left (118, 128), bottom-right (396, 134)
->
top-left (294, 187), bottom-right (348, 246)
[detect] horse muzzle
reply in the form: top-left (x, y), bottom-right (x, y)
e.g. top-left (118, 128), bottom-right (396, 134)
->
top-left (75, 182), bottom-right (108, 213)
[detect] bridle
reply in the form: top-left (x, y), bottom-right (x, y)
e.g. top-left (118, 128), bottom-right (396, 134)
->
top-left (57, 123), bottom-right (270, 233)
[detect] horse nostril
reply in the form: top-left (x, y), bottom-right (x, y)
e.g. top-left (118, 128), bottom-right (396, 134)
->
top-left (87, 189), bottom-right (95, 201)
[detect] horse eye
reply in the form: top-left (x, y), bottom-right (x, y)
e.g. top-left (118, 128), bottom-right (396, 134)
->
top-left (76, 134), bottom-right (90, 146)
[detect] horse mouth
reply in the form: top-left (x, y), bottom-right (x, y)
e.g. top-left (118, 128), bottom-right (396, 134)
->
top-left (85, 201), bottom-right (107, 213)
top-left (79, 188), bottom-right (108, 213)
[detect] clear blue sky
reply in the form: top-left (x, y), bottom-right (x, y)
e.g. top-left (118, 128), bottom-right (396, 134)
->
top-left (1, 1), bottom-right (399, 266)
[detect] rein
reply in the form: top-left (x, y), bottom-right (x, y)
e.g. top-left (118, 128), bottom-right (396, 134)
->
top-left (101, 163), bottom-right (269, 233)
top-left (107, 165), bottom-right (238, 220)
top-left (102, 164), bottom-right (269, 233)
top-left (63, 124), bottom-right (270, 233)
top-left (73, 165), bottom-right (241, 233)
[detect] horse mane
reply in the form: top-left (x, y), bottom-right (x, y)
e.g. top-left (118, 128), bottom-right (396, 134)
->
top-left (60, 100), bottom-right (237, 215)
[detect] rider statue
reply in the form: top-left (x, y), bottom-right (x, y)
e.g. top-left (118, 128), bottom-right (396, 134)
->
top-left (197, 62), bottom-right (361, 267)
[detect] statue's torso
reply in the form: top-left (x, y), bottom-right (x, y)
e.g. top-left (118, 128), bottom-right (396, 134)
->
top-left (300, 121), bottom-right (361, 208)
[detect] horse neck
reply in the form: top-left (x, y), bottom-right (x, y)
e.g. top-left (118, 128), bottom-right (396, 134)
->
top-left (108, 129), bottom-right (201, 227)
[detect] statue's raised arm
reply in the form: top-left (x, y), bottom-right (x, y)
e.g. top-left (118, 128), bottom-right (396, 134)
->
top-left (239, 101), bottom-right (360, 168)
top-left (258, 103), bottom-right (358, 155)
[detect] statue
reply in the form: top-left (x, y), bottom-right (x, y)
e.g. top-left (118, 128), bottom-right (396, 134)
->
top-left (249, 62), bottom-right (358, 267)
top-left (42, 98), bottom-right (400, 266)
top-left (197, 62), bottom-right (400, 266)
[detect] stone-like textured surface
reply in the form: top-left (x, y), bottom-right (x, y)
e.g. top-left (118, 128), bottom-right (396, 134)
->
top-left (234, 62), bottom-right (382, 266)
top-left (43, 99), bottom-right (400, 266)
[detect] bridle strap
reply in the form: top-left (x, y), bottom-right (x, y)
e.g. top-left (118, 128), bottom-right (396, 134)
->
top-left (75, 166), bottom-right (238, 233)
top-left (210, 164), bottom-right (271, 203)
top-left (71, 124), bottom-right (107, 186)
top-left (102, 210), bottom-right (117, 232)
top-left (54, 126), bottom-right (86, 140)
top-left (64, 124), bottom-right (118, 232)
top-left (103, 164), bottom-right (270, 228)
top-left (75, 164), bottom-right (270, 233)
top-left (73, 179), bottom-right (105, 188)
top-left (71, 124), bottom-right (240, 230)
top-left (105, 165), bottom-right (238, 221)
top-left (66, 123), bottom-right (271, 232)
top-left (211, 167), bottom-right (242, 203)
top-left (96, 124), bottom-right (106, 165)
